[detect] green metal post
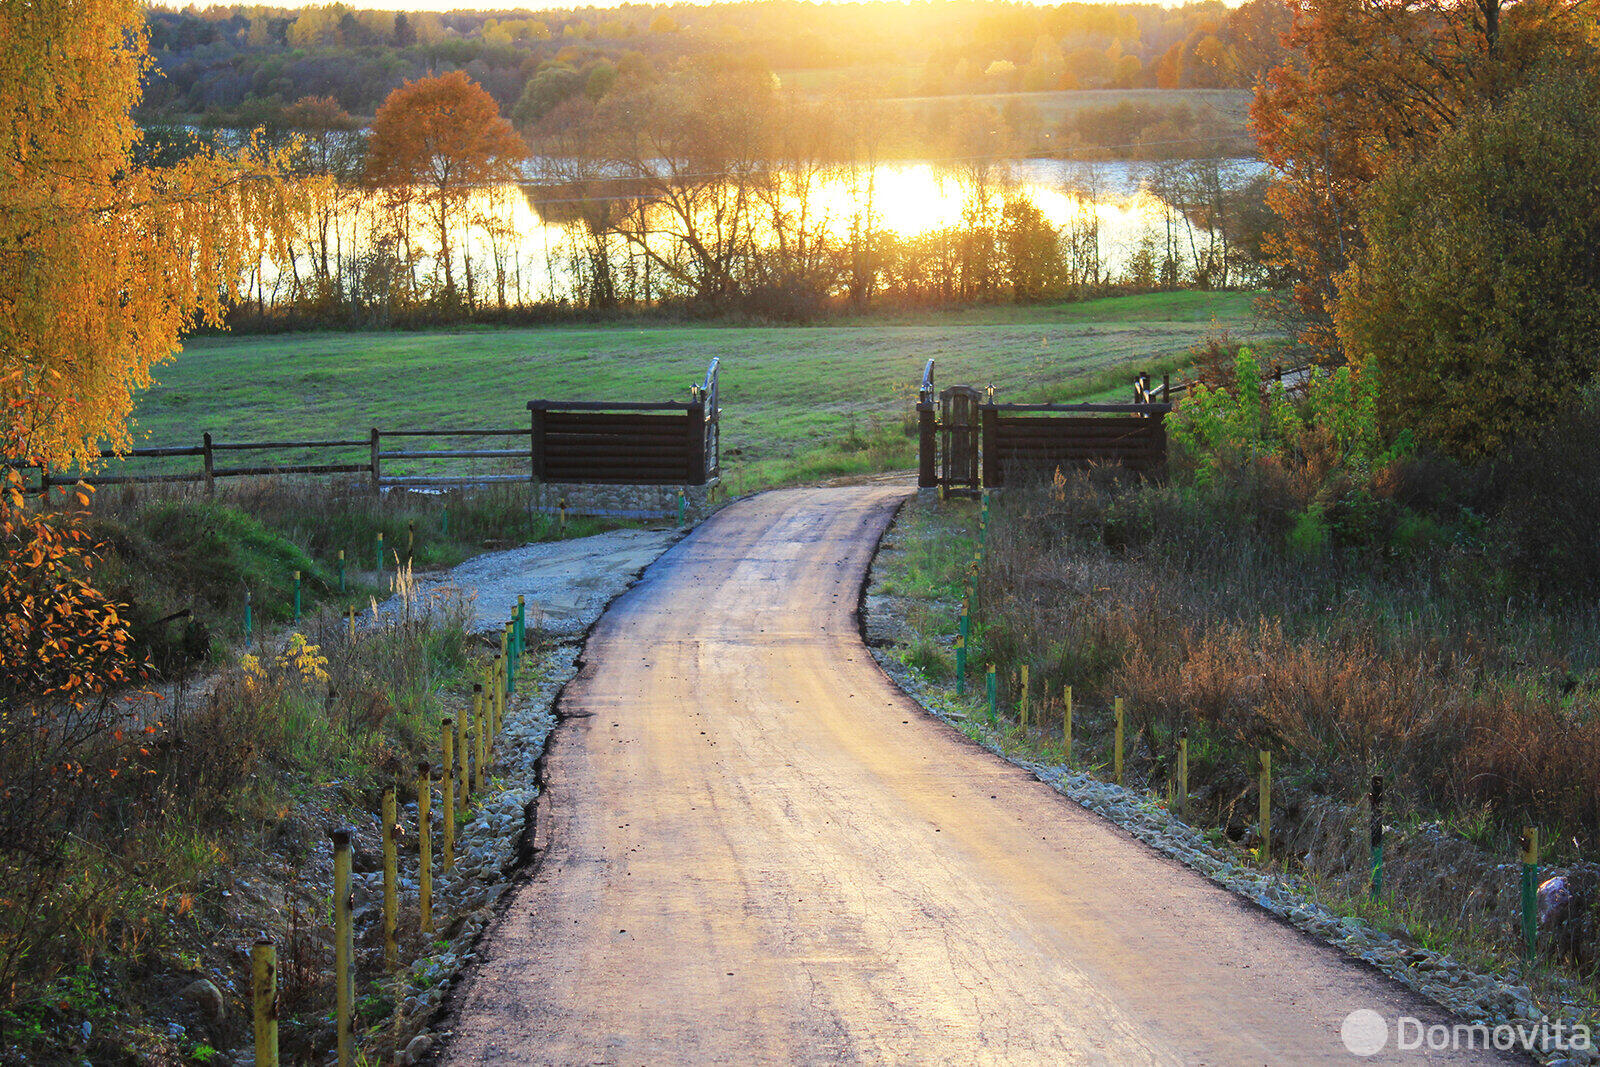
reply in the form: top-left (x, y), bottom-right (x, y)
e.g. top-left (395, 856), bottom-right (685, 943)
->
top-left (986, 664), bottom-right (997, 723)
top-left (516, 595), bottom-right (526, 674)
top-left (244, 588), bottom-right (253, 647)
top-left (292, 570), bottom-right (301, 624)
top-left (1521, 827), bottom-right (1539, 966)
top-left (337, 549), bottom-right (345, 593)
top-left (1370, 775), bottom-right (1384, 898)
top-left (375, 530), bottom-right (384, 572)
top-left (955, 635), bottom-right (967, 696)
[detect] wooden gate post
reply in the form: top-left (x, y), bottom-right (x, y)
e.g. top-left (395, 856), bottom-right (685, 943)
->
top-left (918, 359), bottom-right (937, 490)
top-left (686, 400), bottom-right (707, 486)
top-left (980, 403), bottom-right (999, 489)
top-left (529, 405), bottom-right (545, 484)
top-left (918, 402), bottom-right (937, 489)
top-left (368, 428), bottom-right (380, 494)
top-left (202, 432), bottom-right (215, 497)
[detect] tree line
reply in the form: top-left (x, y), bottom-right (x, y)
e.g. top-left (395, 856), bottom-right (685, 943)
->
top-left (140, 1), bottom-right (1288, 134)
top-left (222, 60), bottom-right (1271, 329)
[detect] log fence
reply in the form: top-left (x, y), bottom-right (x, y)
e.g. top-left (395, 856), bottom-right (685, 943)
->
top-left (23, 360), bottom-right (721, 495)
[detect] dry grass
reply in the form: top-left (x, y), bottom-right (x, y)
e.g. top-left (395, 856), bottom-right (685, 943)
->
top-left (875, 465), bottom-right (1600, 995)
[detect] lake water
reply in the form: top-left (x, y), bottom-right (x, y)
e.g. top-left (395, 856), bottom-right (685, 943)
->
top-left (266, 157), bottom-right (1263, 306)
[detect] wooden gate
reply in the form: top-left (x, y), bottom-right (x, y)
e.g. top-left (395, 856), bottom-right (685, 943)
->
top-left (941, 386), bottom-right (983, 495)
top-left (528, 358), bottom-right (720, 486)
top-left (981, 402), bottom-right (1168, 485)
top-left (916, 360), bottom-right (1170, 490)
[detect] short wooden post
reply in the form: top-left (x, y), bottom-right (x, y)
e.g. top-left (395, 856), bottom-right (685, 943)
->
top-left (1259, 750), bottom-right (1271, 862)
top-left (473, 683), bottom-right (486, 794)
top-left (331, 828), bottom-right (353, 1067)
top-left (202, 431), bottom-right (216, 497)
top-left (369, 428), bottom-right (380, 494)
top-left (381, 788), bottom-right (397, 967)
top-left (346, 605), bottom-right (356, 643)
top-left (457, 706), bottom-right (470, 803)
top-left (1176, 728), bottom-right (1188, 816)
top-left (501, 625), bottom-right (511, 696)
top-left (496, 657), bottom-right (507, 733)
top-left (1370, 774), bottom-right (1384, 897)
top-left (1521, 827), bottom-right (1539, 965)
top-left (1063, 685), bottom-right (1073, 765)
top-left (406, 520), bottom-right (415, 563)
top-left (418, 763), bottom-right (432, 933)
top-left (1019, 665), bottom-right (1030, 728)
top-left (1113, 697), bottom-right (1124, 785)
top-left (559, 498), bottom-right (568, 536)
top-left (442, 718), bottom-right (455, 871)
top-left (251, 938), bottom-right (278, 1067)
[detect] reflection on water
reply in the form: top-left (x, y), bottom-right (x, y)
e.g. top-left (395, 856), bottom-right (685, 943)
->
top-left (268, 158), bottom-right (1261, 308)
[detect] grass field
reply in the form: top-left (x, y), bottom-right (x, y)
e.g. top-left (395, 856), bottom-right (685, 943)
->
top-left (129, 291), bottom-right (1277, 490)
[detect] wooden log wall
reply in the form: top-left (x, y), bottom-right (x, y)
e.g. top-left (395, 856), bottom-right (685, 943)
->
top-left (982, 413), bottom-right (1166, 486)
top-left (531, 404), bottom-right (710, 486)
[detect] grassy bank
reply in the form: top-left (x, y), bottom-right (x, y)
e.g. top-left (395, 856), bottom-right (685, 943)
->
top-left (129, 291), bottom-right (1275, 493)
top-left (86, 481), bottom-right (617, 672)
top-left (0, 578), bottom-right (493, 1063)
top-left (0, 479), bottom-right (626, 1062)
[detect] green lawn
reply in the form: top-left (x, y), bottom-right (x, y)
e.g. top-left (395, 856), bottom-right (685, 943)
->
top-left (128, 291), bottom-right (1277, 490)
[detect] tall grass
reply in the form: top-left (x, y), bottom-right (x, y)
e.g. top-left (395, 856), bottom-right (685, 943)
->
top-left (881, 463), bottom-right (1600, 989)
top-left (0, 569), bottom-right (483, 1059)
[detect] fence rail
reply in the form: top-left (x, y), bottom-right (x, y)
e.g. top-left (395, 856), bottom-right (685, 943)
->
top-left (24, 360), bottom-right (723, 496)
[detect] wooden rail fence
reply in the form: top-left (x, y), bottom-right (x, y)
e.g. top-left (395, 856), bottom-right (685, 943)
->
top-left (25, 359), bottom-right (722, 495)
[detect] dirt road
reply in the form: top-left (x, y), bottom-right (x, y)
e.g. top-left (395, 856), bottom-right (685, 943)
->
top-left (445, 486), bottom-right (1511, 1064)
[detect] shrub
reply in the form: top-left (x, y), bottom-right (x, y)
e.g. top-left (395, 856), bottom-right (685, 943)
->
top-left (1486, 392), bottom-right (1600, 596)
top-left (0, 469), bottom-right (148, 1008)
top-left (1336, 70), bottom-right (1600, 461)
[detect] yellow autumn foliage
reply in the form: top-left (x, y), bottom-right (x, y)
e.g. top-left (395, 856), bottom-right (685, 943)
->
top-left (0, 0), bottom-right (316, 470)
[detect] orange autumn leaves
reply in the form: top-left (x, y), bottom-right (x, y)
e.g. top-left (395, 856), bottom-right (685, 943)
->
top-left (363, 70), bottom-right (527, 302)
top-left (0, 466), bottom-right (141, 708)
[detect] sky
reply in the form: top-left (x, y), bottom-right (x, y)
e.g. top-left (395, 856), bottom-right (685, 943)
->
top-left (159, 0), bottom-right (1189, 11)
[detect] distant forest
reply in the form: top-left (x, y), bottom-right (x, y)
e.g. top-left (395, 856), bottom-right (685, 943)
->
top-left (142, 1), bottom-right (1285, 157)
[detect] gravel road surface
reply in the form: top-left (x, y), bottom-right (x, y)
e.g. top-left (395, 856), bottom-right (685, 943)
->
top-left (443, 486), bottom-right (1514, 1064)
top-left (414, 527), bottom-right (682, 638)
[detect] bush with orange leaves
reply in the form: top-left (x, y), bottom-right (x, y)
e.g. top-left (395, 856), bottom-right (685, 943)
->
top-left (0, 453), bottom-right (149, 1007)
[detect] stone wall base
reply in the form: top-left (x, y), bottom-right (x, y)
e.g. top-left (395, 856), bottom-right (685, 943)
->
top-left (532, 479), bottom-right (720, 523)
